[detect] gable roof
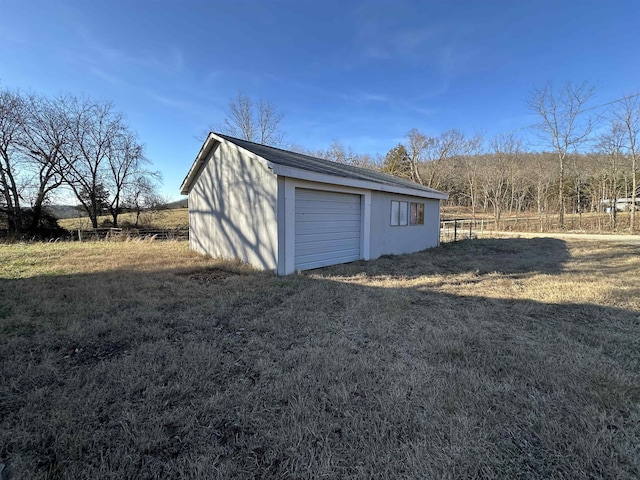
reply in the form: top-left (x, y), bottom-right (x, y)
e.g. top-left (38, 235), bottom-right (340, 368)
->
top-left (181, 132), bottom-right (448, 200)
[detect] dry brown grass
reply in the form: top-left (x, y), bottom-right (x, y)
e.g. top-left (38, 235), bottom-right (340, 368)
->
top-left (57, 208), bottom-right (189, 230)
top-left (1, 238), bottom-right (639, 479)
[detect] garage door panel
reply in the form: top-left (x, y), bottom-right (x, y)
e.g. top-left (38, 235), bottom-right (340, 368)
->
top-left (296, 230), bottom-right (361, 242)
top-left (295, 238), bottom-right (361, 255)
top-left (294, 189), bottom-right (362, 271)
top-left (296, 219), bottom-right (360, 235)
top-left (296, 203), bottom-right (361, 214)
top-left (296, 213), bottom-right (361, 222)
top-left (296, 190), bottom-right (361, 203)
top-left (295, 250), bottom-right (362, 270)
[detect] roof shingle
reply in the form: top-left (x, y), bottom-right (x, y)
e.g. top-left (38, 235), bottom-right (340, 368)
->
top-left (216, 133), bottom-right (445, 196)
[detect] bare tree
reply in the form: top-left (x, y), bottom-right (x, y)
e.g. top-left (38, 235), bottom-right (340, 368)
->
top-left (257, 98), bottom-right (284, 146)
top-left (611, 93), bottom-right (639, 232)
top-left (61, 98), bottom-right (116, 228)
top-left (482, 133), bottom-right (523, 227)
top-left (530, 153), bottom-right (557, 230)
top-left (124, 173), bottom-right (163, 228)
top-left (322, 141), bottom-right (375, 168)
top-left (406, 129), bottom-right (428, 184)
top-left (223, 92), bottom-right (254, 142)
top-left (60, 97), bottom-right (149, 228)
top-left (527, 81), bottom-right (595, 227)
top-left (18, 93), bottom-right (71, 230)
top-left (458, 132), bottom-right (485, 219)
top-left (297, 141), bottom-right (377, 169)
top-left (1, 90), bottom-right (159, 232)
top-left (219, 92), bottom-right (285, 146)
top-left (104, 130), bottom-right (151, 228)
top-left (0, 88), bottom-right (25, 232)
top-left (420, 129), bottom-right (466, 189)
top-left (597, 120), bottom-right (627, 227)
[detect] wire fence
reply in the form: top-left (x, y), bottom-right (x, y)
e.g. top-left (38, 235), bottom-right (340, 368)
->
top-left (440, 213), bottom-right (638, 243)
top-left (0, 227), bottom-right (189, 242)
top-left (440, 219), bottom-right (478, 243)
top-left (68, 228), bottom-right (189, 241)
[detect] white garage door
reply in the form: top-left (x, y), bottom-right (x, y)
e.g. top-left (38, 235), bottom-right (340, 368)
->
top-left (295, 189), bottom-right (362, 271)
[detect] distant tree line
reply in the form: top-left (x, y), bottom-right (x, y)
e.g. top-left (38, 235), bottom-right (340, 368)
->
top-left (279, 83), bottom-right (638, 233)
top-left (377, 83), bottom-right (638, 232)
top-left (0, 89), bottom-right (162, 233)
top-left (218, 86), bottom-right (639, 233)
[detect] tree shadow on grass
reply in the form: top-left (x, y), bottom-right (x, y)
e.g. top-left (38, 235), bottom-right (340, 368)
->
top-left (0, 238), bottom-right (638, 479)
top-left (315, 237), bottom-right (572, 280)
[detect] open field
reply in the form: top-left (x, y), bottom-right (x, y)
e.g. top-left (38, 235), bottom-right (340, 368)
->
top-left (442, 207), bottom-right (638, 235)
top-left (57, 208), bottom-right (189, 230)
top-left (56, 207), bottom-right (640, 238)
top-left (1, 239), bottom-right (639, 478)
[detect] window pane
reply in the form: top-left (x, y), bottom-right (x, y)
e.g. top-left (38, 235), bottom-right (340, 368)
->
top-left (417, 203), bottom-right (424, 225)
top-left (410, 203), bottom-right (418, 225)
top-left (399, 202), bottom-right (408, 226)
top-left (391, 201), bottom-right (399, 226)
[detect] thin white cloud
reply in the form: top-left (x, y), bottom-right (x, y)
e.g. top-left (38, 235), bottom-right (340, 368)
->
top-left (392, 26), bottom-right (443, 53)
top-left (363, 47), bottom-right (391, 60)
top-left (75, 26), bottom-right (185, 75)
top-left (342, 91), bottom-right (390, 103)
top-left (169, 47), bottom-right (184, 72)
top-left (146, 92), bottom-right (191, 111)
top-left (204, 70), bottom-right (221, 83)
top-left (360, 92), bottom-right (389, 102)
top-left (353, 13), bottom-right (483, 98)
top-left (89, 67), bottom-right (121, 85)
top-left (408, 105), bottom-right (436, 116)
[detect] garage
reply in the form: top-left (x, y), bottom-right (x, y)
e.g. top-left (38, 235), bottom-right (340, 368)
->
top-left (294, 188), bottom-right (362, 271)
top-left (182, 133), bottom-right (448, 274)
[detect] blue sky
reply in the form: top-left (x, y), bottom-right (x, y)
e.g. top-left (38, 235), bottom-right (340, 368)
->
top-left (1, 0), bottom-right (638, 200)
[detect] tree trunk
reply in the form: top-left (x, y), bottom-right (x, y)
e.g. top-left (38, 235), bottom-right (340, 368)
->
top-left (30, 187), bottom-right (47, 231)
top-left (0, 163), bottom-right (23, 232)
top-left (559, 156), bottom-right (565, 228)
top-left (631, 155), bottom-right (637, 233)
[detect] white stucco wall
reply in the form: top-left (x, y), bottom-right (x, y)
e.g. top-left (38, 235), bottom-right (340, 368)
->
top-left (369, 192), bottom-right (441, 259)
top-left (188, 141), bottom-right (278, 270)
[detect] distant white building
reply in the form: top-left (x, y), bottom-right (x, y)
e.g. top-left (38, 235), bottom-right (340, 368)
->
top-left (600, 197), bottom-right (640, 212)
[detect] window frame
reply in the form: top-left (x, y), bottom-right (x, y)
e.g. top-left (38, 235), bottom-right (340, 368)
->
top-left (390, 201), bottom-right (408, 226)
top-left (392, 200), bottom-right (425, 226)
top-left (409, 202), bottom-right (424, 225)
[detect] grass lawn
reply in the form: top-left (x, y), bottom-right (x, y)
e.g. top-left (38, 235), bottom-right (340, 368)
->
top-left (1, 238), bottom-right (639, 479)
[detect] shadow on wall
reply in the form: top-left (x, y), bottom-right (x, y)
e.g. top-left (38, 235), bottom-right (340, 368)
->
top-left (188, 144), bottom-right (277, 269)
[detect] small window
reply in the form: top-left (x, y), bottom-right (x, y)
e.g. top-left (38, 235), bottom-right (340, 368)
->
top-left (391, 201), bottom-right (408, 226)
top-left (410, 202), bottom-right (424, 225)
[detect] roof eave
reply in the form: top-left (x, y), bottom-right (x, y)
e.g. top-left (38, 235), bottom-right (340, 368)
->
top-left (180, 134), bottom-right (220, 195)
top-left (181, 133), bottom-right (276, 195)
top-left (269, 164), bottom-right (449, 200)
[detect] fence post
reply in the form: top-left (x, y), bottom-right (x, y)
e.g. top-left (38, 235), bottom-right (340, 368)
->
top-left (78, 229), bottom-right (82, 242)
top-left (454, 219), bottom-right (458, 241)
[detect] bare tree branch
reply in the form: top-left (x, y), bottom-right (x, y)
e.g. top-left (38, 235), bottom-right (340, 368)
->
top-left (527, 81), bottom-right (596, 227)
top-left (216, 92), bottom-right (285, 146)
